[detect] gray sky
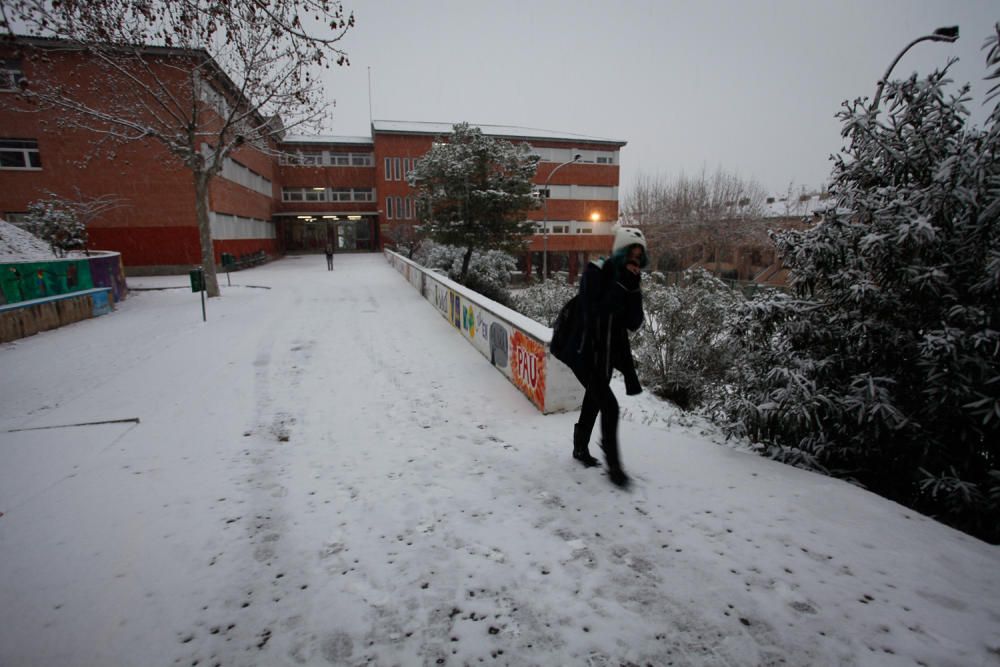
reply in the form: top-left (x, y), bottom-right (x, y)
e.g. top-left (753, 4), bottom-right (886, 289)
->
top-left (318, 0), bottom-right (998, 196)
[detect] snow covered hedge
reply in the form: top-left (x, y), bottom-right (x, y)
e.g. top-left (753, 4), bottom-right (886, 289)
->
top-left (717, 37), bottom-right (1000, 543)
top-left (413, 241), bottom-right (517, 306)
top-left (509, 278), bottom-right (578, 328)
top-left (632, 269), bottom-right (743, 410)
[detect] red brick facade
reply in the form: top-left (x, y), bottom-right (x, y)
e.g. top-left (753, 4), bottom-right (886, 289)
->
top-left (1, 40), bottom-right (626, 277)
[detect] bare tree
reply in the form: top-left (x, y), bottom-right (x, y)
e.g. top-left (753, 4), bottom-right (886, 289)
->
top-left (1, 0), bottom-right (354, 296)
top-left (621, 167), bottom-right (769, 273)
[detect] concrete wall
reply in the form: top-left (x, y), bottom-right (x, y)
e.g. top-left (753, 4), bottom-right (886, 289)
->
top-left (0, 251), bottom-right (127, 306)
top-left (385, 249), bottom-right (582, 414)
top-left (0, 287), bottom-right (113, 343)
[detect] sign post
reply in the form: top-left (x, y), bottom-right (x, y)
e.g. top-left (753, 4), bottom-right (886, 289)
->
top-left (189, 266), bottom-right (206, 321)
top-left (221, 253), bottom-right (233, 286)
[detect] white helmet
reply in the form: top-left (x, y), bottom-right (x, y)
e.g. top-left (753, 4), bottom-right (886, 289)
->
top-left (612, 225), bottom-right (647, 255)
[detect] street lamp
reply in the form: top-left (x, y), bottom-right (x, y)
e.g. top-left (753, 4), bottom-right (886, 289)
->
top-left (871, 26), bottom-right (959, 111)
top-left (542, 153), bottom-right (581, 282)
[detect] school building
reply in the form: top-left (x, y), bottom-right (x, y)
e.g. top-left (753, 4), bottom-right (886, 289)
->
top-left (1, 37), bottom-right (625, 278)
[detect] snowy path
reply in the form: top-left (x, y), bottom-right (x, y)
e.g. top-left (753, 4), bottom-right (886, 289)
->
top-left (1, 254), bottom-right (998, 667)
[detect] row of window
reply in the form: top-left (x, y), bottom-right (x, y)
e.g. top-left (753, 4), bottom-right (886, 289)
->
top-left (532, 147), bottom-right (618, 165)
top-left (218, 153), bottom-right (272, 197)
top-left (385, 196), bottom-right (418, 220)
top-left (280, 151), bottom-right (374, 167)
top-left (540, 224), bottom-right (593, 235)
top-left (534, 184), bottom-right (618, 201)
top-left (209, 212), bottom-right (276, 240)
top-left (0, 139), bottom-right (41, 169)
top-left (384, 157), bottom-right (418, 182)
top-left (282, 187), bottom-right (375, 202)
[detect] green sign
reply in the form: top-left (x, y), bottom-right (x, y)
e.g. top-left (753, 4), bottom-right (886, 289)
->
top-left (189, 268), bottom-right (204, 292)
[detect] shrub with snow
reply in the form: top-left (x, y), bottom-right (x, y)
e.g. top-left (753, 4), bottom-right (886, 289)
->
top-left (718, 31), bottom-right (1000, 543)
top-left (631, 269), bottom-right (743, 410)
top-left (509, 276), bottom-right (578, 327)
top-left (415, 241), bottom-right (517, 306)
top-left (24, 199), bottom-right (88, 257)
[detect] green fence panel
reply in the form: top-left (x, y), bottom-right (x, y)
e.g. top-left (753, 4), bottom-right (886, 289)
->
top-left (0, 259), bottom-right (94, 305)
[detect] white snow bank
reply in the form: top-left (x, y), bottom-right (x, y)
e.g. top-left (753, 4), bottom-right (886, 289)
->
top-left (0, 219), bottom-right (53, 261)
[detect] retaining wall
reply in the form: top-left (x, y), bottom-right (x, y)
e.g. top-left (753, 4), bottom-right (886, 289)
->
top-left (385, 249), bottom-right (582, 414)
top-left (0, 251), bottom-right (128, 306)
top-left (0, 288), bottom-right (113, 343)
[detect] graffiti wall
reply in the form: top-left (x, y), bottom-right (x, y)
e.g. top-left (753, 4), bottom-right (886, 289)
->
top-left (384, 250), bottom-right (582, 414)
top-left (0, 252), bottom-right (127, 306)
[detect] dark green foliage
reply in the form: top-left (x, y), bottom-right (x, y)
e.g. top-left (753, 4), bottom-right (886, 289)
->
top-left (719, 30), bottom-right (1000, 543)
top-left (409, 123), bottom-right (539, 284)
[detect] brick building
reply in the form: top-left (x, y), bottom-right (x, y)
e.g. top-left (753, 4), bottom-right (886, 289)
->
top-left (1, 39), bottom-right (625, 277)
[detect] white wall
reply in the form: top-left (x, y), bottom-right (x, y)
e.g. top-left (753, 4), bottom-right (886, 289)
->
top-left (384, 250), bottom-right (583, 414)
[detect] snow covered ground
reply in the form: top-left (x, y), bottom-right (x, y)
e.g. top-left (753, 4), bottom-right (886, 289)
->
top-left (1, 254), bottom-right (998, 667)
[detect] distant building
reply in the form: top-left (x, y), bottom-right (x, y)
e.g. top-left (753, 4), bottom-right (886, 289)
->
top-left (1, 38), bottom-right (626, 279)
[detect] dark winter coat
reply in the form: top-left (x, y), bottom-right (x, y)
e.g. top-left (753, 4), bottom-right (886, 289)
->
top-left (557, 258), bottom-right (643, 395)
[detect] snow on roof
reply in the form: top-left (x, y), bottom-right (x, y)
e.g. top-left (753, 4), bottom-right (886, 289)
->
top-left (763, 194), bottom-right (836, 218)
top-left (371, 120), bottom-right (627, 146)
top-left (280, 135), bottom-right (374, 146)
top-left (0, 219), bottom-right (53, 261)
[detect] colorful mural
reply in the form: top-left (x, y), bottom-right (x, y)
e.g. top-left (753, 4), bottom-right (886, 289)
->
top-left (0, 259), bottom-right (93, 304)
top-left (489, 321), bottom-right (509, 368)
top-left (0, 252), bottom-right (126, 306)
top-left (511, 331), bottom-right (546, 411)
top-left (88, 253), bottom-right (128, 303)
top-left (385, 249), bottom-right (582, 414)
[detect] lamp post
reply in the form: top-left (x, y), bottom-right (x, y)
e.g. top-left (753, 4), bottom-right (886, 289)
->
top-left (871, 26), bottom-right (959, 111)
top-left (542, 153), bottom-right (581, 283)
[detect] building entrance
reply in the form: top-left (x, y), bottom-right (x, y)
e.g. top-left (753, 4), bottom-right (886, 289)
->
top-left (279, 217), bottom-right (375, 252)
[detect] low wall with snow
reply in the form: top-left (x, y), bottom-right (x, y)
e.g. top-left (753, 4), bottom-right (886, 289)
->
top-left (384, 249), bottom-right (583, 414)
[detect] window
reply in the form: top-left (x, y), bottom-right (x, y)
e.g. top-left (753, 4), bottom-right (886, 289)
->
top-left (384, 157), bottom-right (392, 180)
top-left (330, 151), bottom-right (373, 167)
top-left (577, 227), bottom-right (593, 234)
top-left (219, 154), bottom-right (272, 197)
top-left (0, 60), bottom-right (24, 91)
top-left (385, 196), bottom-right (394, 220)
top-left (0, 139), bottom-right (41, 169)
top-left (596, 156), bottom-right (614, 164)
top-left (404, 197), bottom-right (412, 220)
top-left (395, 197), bottom-right (403, 218)
top-left (298, 151), bottom-right (322, 166)
top-left (393, 157), bottom-right (401, 181)
top-left (551, 225), bottom-right (568, 234)
top-left (281, 187), bottom-right (327, 202)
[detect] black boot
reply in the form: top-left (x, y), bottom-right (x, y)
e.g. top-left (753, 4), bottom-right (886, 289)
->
top-left (601, 439), bottom-right (630, 487)
top-left (572, 424), bottom-right (600, 467)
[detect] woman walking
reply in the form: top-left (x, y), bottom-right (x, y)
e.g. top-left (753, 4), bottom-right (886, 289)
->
top-left (555, 226), bottom-right (647, 487)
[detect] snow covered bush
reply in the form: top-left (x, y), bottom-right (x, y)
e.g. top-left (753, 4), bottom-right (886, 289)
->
top-left (718, 32), bottom-right (1000, 543)
top-left (415, 241), bottom-right (517, 306)
top-left (632, 269), bottom-right (743, 410)
top-left (23, 199), bottom-right (87, 257)
top-left (509, 277), bottom-right (578, 327)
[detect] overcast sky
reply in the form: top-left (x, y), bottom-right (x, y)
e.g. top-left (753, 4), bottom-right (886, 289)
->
top-left (316, 0), bottom-right (998, 196)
